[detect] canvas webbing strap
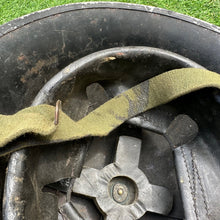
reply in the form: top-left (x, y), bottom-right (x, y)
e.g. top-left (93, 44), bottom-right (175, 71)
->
top-left (0, 68), bottom-right (219, 156)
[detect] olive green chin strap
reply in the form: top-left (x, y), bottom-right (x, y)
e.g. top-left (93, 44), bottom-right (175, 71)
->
top-left (0, 68), bottom-right (220, 156)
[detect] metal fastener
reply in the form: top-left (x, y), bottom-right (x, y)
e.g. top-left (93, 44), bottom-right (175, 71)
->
top-left (112, 183), bottom-right (128, 203)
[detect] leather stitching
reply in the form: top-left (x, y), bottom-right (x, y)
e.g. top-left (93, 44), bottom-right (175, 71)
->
top-left (180, 146), bottom-right (199, 220)
top-left (191, 150), bottom-right (210, 219)
top-left (191, 150), bottom-right (199, 218)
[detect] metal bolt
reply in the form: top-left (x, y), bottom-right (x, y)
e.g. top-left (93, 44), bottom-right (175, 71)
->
top-left (117, 188), bottom-right (123, 195)
top-left (112, 183), bottom-right (128, 203)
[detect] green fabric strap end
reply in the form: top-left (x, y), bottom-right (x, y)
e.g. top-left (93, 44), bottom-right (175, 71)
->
top-left (0, 68), bottom-right (220, 154)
